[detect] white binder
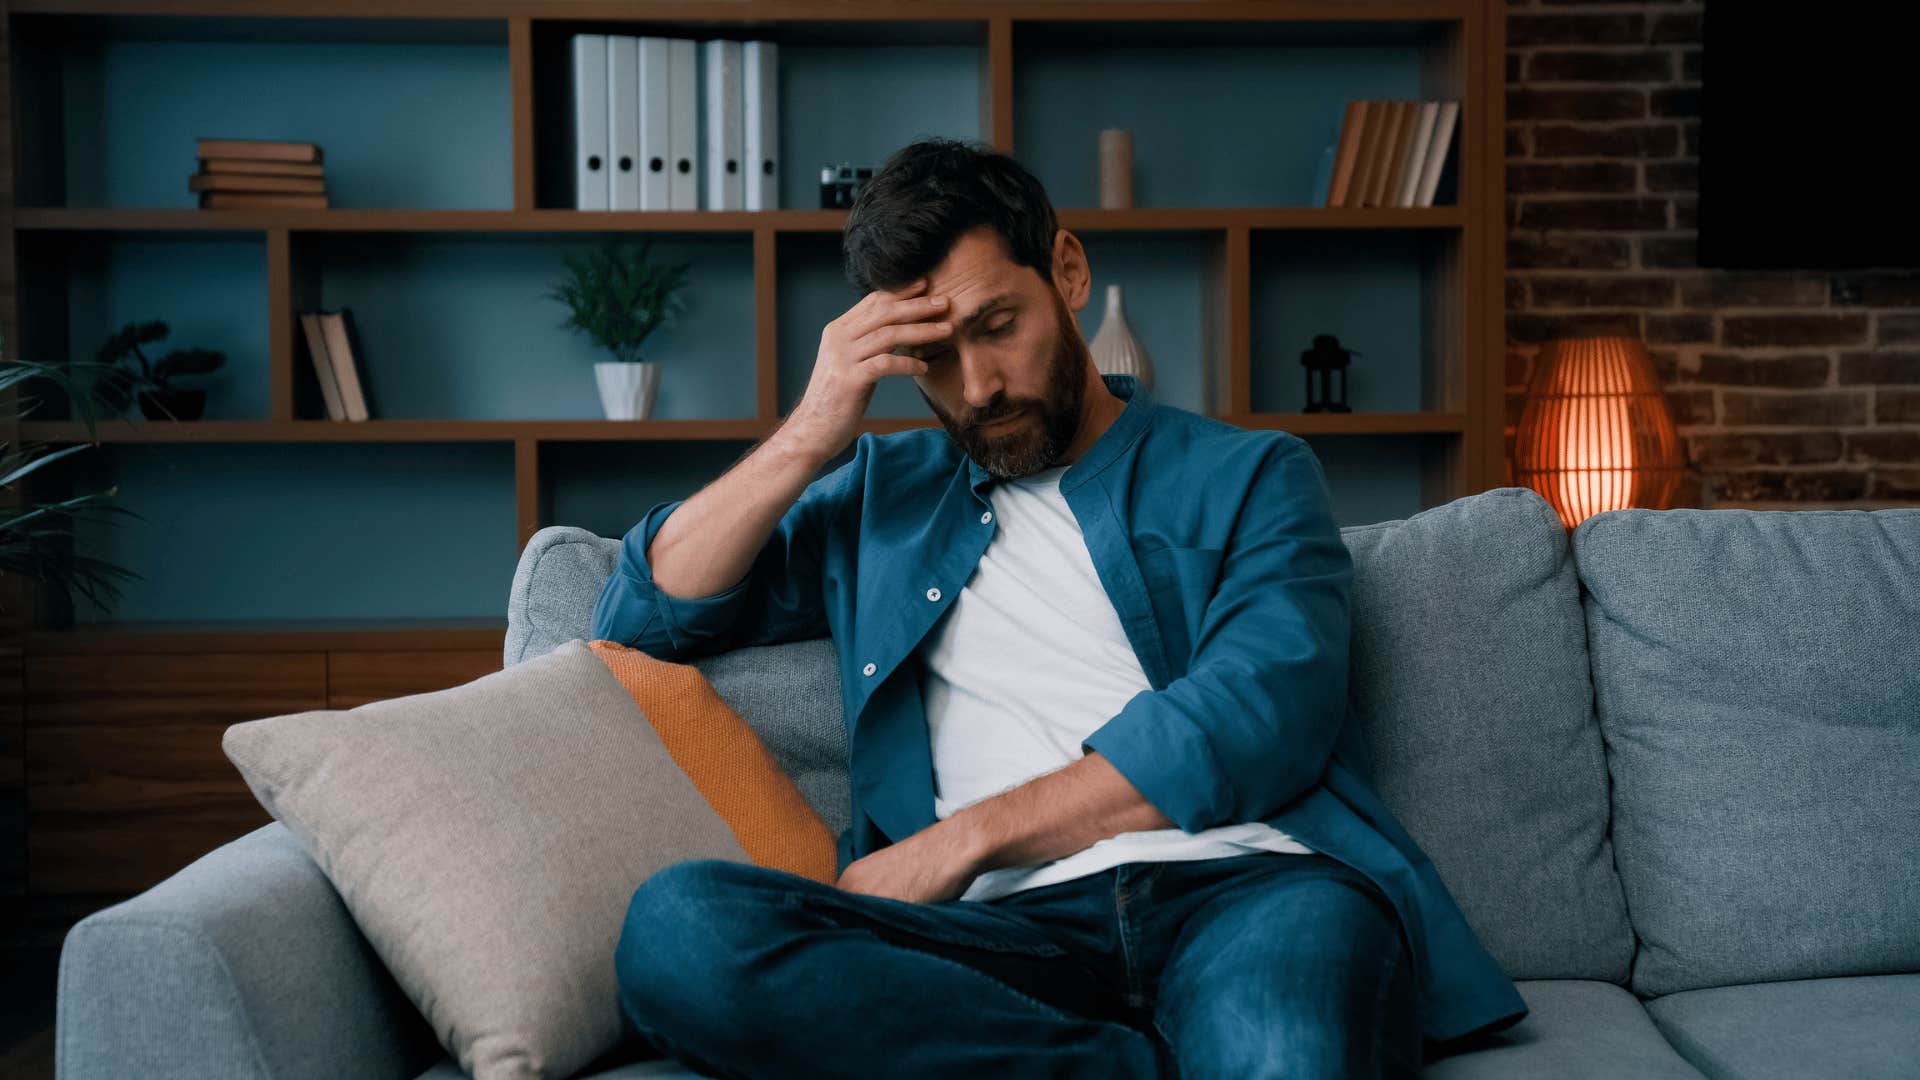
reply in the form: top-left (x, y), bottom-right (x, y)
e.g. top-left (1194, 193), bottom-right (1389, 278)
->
top-left (1414, 101), bottom-right (1460, 209)
top-left (703, 38), bottom-right (744, 211)
top-left (667, 38), bottom-right (698, 210)
top-left (570, 34), bottom-right (609, 210)
top-left (742, 40), bottom-right (778, 210)
top-left (637, 36), bottom-right (672, 210)
top-left (607, 36), bottom-right (640, 210)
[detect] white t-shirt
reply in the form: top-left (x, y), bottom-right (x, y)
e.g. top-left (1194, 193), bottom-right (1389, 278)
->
top-left (922, 463), bottom-right (1315, 904)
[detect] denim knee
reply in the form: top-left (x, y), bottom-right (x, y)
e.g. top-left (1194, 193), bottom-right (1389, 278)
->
top-left (614, 859), bottom-right (770, 1014)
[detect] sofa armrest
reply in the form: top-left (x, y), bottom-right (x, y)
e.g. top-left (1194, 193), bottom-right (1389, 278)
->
top-left (57, 822), bottom-right (442, 1080)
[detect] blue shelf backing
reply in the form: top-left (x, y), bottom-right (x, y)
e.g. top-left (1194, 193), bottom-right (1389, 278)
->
top-left (1015, 39), bottom-right (1426, 209)
top-left (771, 43), bottom-right (984, 211)
top-left (1249, 230), bottom-right (1443, 414)
top-left (545, 440), bottom-right (770, 542)
top-left (44, 23), bottom-right (511, 209)
top-left (1073, 233), bottom-right (1223, 419)
top-left (1299, 434), bottom-right (1444, 528)
top-left (19, 233), bottom-right (270, 421)
top-left (62, 442), bottom-right (517, 623)
top-left (302, 233), bottom-right (754, 420)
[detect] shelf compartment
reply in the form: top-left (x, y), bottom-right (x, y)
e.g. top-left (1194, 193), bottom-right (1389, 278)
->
top-left (529, 18), bottom-right (985, 211)
top-left (11, 14), bottom-right (512, 211)
top-left (26, 441), bottom-right (518, 625)
top-left (541, 438), bottom-right (773, 542)
top-left (14, 231), bottom-right (271, 422)
top-left (1248, 227), bottom-right (1463, 415)
top-left (1299, 432), bottom-right (1464, 528)
top-left (1013, 18), bottom-right (1463, 210)
top-left (284, 231), bottom-right (756, 421)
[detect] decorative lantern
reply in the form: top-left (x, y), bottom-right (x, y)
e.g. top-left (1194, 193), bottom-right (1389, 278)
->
top-left (1513, 336), bottom-right (1685, 529)
top-left (1301, 334), bottom-right (1355, 413)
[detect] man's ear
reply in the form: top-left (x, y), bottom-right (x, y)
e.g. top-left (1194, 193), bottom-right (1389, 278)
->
top-left (1051, 228), bottom-right (1092, 315)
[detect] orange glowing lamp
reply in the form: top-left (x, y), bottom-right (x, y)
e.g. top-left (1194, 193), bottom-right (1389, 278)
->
top-left (1513, 337), bottom-right (1685, 529)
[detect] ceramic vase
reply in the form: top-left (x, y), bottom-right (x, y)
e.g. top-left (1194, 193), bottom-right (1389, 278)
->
top-left (594, 361), bottom-right (661, 420)
top-left (1088, 283), bottom-right (1155, 392)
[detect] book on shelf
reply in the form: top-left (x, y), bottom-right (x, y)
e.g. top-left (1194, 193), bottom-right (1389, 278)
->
top-left (299, 312), bottom-right (347, 421)
top-left (568, 33), bottom-right (776, 210)
top-left (194, 137), bottom-right (329, 209)
top-left (196, 138), bottom-right (322, 164)
top-left (189, 173), bottom-right (326, 195)
top-left (203, 158), bottom-right (326, 178)
top-left (199, 191), bottom-right (329, 209)
top-left (1325, 99), bottom-right (1457, 209)
top-left (298, 308), bottom-right (371, 421)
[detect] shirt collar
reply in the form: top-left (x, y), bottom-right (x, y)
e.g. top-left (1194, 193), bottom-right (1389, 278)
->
top-left (966, 373), bottom-right (1154, 496)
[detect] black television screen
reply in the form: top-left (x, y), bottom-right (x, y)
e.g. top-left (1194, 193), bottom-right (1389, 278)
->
top-left (1698, 13), bottom-right (1915, 270)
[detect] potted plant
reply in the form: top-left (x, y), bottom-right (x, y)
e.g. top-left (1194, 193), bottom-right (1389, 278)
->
top-left (1, 330), bottom-right (145, 621)
top-left (89, 319), bottom-right (227, 422)
top-left (545, 237), bottom-right (692, 420)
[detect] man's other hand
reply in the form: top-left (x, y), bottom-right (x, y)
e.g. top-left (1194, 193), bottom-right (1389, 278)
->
top-left (834, 816), bottom-right (987, 904)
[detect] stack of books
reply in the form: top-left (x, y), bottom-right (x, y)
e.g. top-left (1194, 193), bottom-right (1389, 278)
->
top-left (191, 138), bottom-right (329, 210)
top-left (298, 308), bottom-right (371, 421)
top-left (1326, 100), bottom-right (1460, 209)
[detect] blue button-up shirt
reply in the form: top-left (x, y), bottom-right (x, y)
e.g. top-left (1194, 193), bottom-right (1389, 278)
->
top-left (592, 373), bottom-right (1527, 1046)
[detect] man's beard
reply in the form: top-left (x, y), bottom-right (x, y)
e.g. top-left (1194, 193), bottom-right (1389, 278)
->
top-left (920, 289), bottom-right (1089, 481)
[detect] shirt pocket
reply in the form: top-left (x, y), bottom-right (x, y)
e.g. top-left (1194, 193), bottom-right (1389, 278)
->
top-left (1135, 545), bottom-right (1225, 674)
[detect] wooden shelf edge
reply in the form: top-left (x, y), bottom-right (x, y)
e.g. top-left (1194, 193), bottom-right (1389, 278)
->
top-left (13, 205), bottom-right (1466, 234)
top-left (28, 618), bottom-right (507, 655)
top-left (1223, 411), bottom-right (1468, 435)
top-left (7, 1), bottom-right (1475, 24)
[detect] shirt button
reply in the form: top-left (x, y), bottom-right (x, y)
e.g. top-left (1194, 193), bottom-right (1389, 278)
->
top-left (980, 510), bottom-right (993, 524)
top-left (925, 587), bottom-right (942, 602)
top-left (862, 661), bottom-right (877, 677)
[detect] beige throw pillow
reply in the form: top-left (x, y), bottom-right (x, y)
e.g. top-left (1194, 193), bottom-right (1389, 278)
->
top-left (221, 637), bottom-right (749, 1080)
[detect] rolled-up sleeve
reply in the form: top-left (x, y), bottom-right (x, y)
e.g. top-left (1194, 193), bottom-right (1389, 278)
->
top-left (1080, 437), bottom-right (1353, 832)
top-left (590, 443), bottom-right (863, 660)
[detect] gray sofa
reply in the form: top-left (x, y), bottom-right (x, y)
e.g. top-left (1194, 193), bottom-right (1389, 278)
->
top-left (56, 486), bottom-right (1920, 1079)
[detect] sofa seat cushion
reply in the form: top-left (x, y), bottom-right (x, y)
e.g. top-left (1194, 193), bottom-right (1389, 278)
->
top-left (1574, 506), bottom-right (1920, 996)
top-left (1643, 974), bottom-right (1920, 1080)
top-left (1340, 488), bottom-right (1633, 983)
top-left (415, 983), bottom-right (1699, 1080)
top-left (1422, 980), bottom-right (1704, 1079)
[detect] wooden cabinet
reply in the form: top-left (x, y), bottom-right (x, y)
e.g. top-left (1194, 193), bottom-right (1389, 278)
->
top-left (25, 624), bottom-right (502, 895)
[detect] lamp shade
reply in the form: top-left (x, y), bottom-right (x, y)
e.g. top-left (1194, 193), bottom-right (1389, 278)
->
top-left (1513, 336), bottom-right (1685, 529)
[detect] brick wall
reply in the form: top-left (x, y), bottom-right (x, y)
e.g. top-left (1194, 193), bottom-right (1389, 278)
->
top-left (1503, 0), bottom-right (1920, 507)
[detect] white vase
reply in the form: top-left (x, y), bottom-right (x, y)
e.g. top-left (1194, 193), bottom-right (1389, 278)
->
top-left (1088, 283), bottom-right (1155, 392)
top-left (594, 361), bottom-right (660, 420)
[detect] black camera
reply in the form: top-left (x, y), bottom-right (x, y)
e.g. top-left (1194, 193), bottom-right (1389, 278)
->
top-left (819, 163), bottom-right (874, 210)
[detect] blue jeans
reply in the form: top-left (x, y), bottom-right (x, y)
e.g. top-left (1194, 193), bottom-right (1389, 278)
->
top-left (614, 850), bottom-right (1422, 1079)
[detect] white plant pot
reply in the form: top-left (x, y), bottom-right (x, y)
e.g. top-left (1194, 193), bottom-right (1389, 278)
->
top-left (594, 361), bottom-right (660, 420)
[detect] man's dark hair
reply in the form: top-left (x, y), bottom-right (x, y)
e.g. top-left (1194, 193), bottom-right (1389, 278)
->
top-left (842, 137), bottom-right (1061, 295)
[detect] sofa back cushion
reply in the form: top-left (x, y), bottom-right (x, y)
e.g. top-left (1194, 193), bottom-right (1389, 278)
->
top-left (508, 526), bottom-right (849, 839)
top-left (1341, 487), bottom-right (1633, 983)
top-left (1574, 506), bottom-right (1920, 996)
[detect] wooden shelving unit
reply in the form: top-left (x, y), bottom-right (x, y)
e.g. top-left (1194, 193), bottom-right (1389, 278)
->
top-left (5, 0), bottom-right (1506, 632)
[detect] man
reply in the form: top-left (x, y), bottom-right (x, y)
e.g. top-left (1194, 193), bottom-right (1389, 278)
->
top-left (595, 137), bottom-right (1526, 1079)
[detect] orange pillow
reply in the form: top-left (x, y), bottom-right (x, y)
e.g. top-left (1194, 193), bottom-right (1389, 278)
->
top-left (587, 639), bottom-right (838, 884)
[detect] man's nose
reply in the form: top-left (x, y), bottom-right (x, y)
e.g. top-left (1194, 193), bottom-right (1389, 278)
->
top-left (958, 348), bottom-right (1007, 412)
